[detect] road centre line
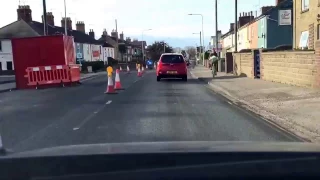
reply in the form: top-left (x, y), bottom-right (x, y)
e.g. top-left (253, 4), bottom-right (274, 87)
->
top-left (73, 100), bottom-right (112, 130)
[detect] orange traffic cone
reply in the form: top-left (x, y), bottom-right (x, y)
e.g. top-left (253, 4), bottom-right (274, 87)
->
top-left (146, 64), bottom-right (148, 69)
top-left (105, 75), bottom-right (117, 94)
top-left (142, 66), bottom-right (145, 74)
top-left (137, 67), bottom-right (142, 77)
top-left (127, 65), bottom-right (130, 74)
top-left (120, 66), bottom-right (123, 71)
top-left (114, 69), bottom-right (124, 90)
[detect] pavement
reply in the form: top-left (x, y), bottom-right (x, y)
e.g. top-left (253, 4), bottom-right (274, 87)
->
top-left (0, 72), bottom-right (106, 93)
top-left (0, 67), bottom-right (302, 153)
top-left (0, 75), bottom-right (15, 84)
top-left (189, 65), bottom-right (320, 142)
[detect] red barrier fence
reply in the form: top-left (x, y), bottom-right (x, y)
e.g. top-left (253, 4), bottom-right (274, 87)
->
top-left (24, 65), bottom-right (80, 88)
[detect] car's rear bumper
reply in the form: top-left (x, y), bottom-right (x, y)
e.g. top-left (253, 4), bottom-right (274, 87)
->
top-left (158, 74), bottom-right (187, 79)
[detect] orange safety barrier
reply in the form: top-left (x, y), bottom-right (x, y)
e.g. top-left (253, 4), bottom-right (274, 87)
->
top-left (24, 65), bottom-right (80, 87)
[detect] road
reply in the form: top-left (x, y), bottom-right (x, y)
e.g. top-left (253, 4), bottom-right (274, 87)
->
top-left (0, 69), bottom-right (300, 153)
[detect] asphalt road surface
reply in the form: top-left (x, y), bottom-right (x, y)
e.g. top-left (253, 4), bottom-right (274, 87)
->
top-left (0, 69), bottom-right (301, 153)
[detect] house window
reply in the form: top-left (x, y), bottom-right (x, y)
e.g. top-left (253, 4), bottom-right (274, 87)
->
top-left (301, 0), bottom-right (309, 11)
top-left (299, 30), bottom-right (309, 48)
top-left (6, 61), bottom-right (13, 70)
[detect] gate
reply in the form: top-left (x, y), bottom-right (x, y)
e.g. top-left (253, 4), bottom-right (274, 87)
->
top-left (225, 52), bottom-right (233, 73)
top-left (253, 50), bottom-right (260, 79)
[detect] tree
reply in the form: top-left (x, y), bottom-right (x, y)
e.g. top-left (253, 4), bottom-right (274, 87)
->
top-left (185, 46), bottom-right (197, 59)
top-left (181, 50), bottom-right (187, 58)
top-left (146, 41), bottom-right (174, 61)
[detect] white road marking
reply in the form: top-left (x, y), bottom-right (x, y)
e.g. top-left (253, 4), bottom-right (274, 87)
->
top-left (73, 100), bottom-right (112, 130)
top-left (106, 100), bottom-right (112, 105)
top-left (228, 101), bottom-right (232, 105)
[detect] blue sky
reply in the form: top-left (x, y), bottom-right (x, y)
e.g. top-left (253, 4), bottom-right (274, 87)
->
top-left (1, 0), bottom-right (275, 47)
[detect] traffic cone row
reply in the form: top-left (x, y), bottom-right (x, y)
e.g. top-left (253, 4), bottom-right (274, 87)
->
top-left (105, 68), bottom-right (125, 94)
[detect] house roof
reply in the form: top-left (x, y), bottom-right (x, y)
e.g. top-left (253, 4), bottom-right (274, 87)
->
top-left (96, 39), bottom-right (114, 47)
top-left (27, 21), bottom-right (100, 45)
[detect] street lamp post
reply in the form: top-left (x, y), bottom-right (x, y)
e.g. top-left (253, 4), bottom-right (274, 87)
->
top-left (42, 0), bottom-right (48, 35)
top-left (188, 14), bottom-right (204, 65)
top-left (192, 32), bottom-right (202, 60)
top-left (141, 29), bottom-right (152, 63)
top-left (64, 0), bottom-right (67, 35)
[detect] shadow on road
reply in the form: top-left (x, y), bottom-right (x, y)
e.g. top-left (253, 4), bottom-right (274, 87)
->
top-left (136, 111), bottom-right (200, 118)
top-left (159, 78), bottom-right (207, 85)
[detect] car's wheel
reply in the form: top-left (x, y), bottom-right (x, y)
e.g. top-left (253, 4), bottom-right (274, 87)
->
top-left (157, 76), bottom-right (161, 81)
top-left (182, 76), bottom-right (187, 81)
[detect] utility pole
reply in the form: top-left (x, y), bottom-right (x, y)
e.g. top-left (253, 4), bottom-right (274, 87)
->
top-left (199, 31), bottom-right (202, 59)
top-left (64, 0), bottom-right (67, 35)
top-left (215, 0), bottom-right (218, 55)
top-left (235, 0), bottom-right (238, 52)
top-left (42, 0), bottom-right (48, 35)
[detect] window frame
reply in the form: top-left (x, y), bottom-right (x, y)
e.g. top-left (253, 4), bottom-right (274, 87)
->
top-left (301, 0), bottom-right (309, 12)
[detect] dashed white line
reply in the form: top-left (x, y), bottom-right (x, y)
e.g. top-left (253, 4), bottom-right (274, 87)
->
top-left (73, 100), bottom-right (112, 130)
top-left (228, 101), bottom-right (232, 105)
top-left (106, 100), bottom-right (112, 105)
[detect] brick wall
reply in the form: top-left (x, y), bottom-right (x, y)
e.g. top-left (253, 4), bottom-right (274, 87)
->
top-left (233, 52), bottom-right (254, 78)
top-left (260, 50), bottom-right (317, 88)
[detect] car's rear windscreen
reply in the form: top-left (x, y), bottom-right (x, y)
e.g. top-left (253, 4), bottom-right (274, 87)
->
top-left (161, 55), bottom-right (185, 63)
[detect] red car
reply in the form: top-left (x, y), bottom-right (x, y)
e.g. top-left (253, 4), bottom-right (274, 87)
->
top-left (156, 53), bottom-right (188, 81)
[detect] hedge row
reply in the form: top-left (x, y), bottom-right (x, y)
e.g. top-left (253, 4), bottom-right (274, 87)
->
top-left (77, 59), bottom-right (119, 72)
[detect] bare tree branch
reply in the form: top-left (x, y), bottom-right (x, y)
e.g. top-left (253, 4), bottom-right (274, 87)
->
top-left (185, 46), bottom-right (197, 59)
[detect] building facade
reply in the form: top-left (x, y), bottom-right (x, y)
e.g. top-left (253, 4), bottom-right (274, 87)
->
top-left (293, 0), bottom-right (320, 49)
top-left (221, 0), bottom-right (293, 52)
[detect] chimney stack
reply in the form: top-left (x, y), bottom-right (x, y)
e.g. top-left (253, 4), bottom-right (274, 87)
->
top-left (111, 30), bottom-right (118, 39)
top-left (76, 21), bottom-right (85, 33)
top-left (275, 0), bottom-right (286, 6)
top-left (102, 29), bottom-right (107, 36)
top-left (17, 5), bottom-right (32, 22)
top-left (238, 11), bottom-right (255, 27)
top-left (120, 32), bottom-right (124, 40)
top-left (61, 17), bottom-right (72, 30)
top-left (229, 23), bottom-right (235, 31)
top-left (261, 6), bottom-right (275, 15)
top-left (89, 29), bottom-right (95, 39)
top-left (126, 37), bottom-right (131, 42)
top-left (42, 12), bottom-right (54, 26)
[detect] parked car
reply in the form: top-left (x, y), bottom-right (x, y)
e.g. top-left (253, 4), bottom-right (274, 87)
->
top-left (156, 53), bottom-right (188, 81)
